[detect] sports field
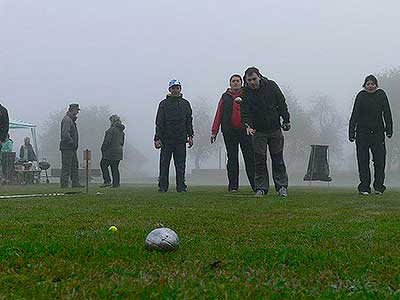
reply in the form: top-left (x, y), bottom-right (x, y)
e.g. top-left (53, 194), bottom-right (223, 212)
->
top-left (0, 185), bottom-right (399, 299)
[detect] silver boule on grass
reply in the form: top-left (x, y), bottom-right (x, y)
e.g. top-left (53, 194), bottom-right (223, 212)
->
top-left (145, 228), bottom-right (179, 252)
top-left (234, 97), bottom-right (242, 103)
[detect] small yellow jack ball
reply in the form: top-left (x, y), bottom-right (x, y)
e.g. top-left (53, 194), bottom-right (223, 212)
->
top-left (109, 226), bottom-right (118, 232)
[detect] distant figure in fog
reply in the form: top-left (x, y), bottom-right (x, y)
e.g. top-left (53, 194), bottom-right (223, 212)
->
top-left (0, 134), bottom-right (13, 154)
top-left (0, 104), bottom-right (9, 151)
top-left (60, 103), bottom-right (82, 188)
top-left (100, 114), bottom-right (125, 188)
top-left (349, 74), bottom-right (393, 195)
top-left (19, 137), bottom-right (37, 161)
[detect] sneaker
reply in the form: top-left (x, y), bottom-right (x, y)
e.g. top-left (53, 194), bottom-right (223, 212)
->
top-left (100, 183), bottom-right (112, 188)
top-left (374, 190), bottom-right (383, 195)
top-left (158, 189), bottom-right (167, 193)
top-left (255, 189), bottom-right (265, 197)
top-left (278, 187), bottom-right (288, 197)
top-left (177, 188), bottom-right (187, 193)
top-left (229, 189), bottom-right (238, 193)
top-left (359, 191), bottom-right (370, 195)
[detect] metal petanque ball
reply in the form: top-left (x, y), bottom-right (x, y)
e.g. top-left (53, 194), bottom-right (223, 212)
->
top-left (145, 228), bottom-right (179, 252)
top-left (234, 97), bottom-right (242, 103)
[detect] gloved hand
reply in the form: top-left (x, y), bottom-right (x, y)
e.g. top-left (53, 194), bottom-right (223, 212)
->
top-left (210, 133), bottom-right (217, 144)
top-left (387, 133), bottom-right (392, 138)
top-left (281, 122), bottom-right (291, 131)
top-left (154, 139), bottom-right (162, 149)
top-left (188, 136), bottom-right (194, 148)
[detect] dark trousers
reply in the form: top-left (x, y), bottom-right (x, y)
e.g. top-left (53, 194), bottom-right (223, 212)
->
top-left (60, 150), bottom-right (79, 187)
top-left (222, 128), bottom-right (255, 191)
top-left (356, 133), bottom-right (386, 193)
top-left (159, 143), bottom-right (187, 192)
top-left (253, 129), bottom-right (288, 193)
top-left (100, 158), bottom-right (121, 187)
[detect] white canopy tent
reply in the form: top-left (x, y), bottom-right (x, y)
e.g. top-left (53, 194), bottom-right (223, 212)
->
top-left (9, 120), bottom-right (39, 159)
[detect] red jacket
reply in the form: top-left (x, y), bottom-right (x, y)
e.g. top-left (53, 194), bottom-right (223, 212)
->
top-left (211, 89), bottom-right (242, 134)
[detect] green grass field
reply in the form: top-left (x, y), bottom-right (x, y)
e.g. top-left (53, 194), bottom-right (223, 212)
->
top-left (0, 185), bottom-right (399, 299)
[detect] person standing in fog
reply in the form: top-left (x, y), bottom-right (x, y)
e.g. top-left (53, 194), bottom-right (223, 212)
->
top-left (349, 74), bottom-right (393, 195)
top-left (60, 103), bottom-right (83, 188)
top-left (154, 79), bottom-right (194, 193)
top-left (100, 114), bottom-right (125, 188)
top-left (19, 137), bottom-right (37, 162)
top-left (240, 67), bottom-right (291, 197)
top-left (211, 74), bottom-right (255, 192)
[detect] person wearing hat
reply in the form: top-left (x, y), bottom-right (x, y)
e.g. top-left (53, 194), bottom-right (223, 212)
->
top-left (60, 103), bottom-right (82, 188)
top-left (100, 114), bottom-right (125, 188)
top-left (154, 79), bottom-right (194, 192)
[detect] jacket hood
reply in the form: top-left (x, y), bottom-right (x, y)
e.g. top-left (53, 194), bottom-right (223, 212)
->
top-left (225, 88), bottom-right (242, 98)
top-left (361, 88), bottom-right (382, 94)
top-left (166, 93), bottom-right (183, 99)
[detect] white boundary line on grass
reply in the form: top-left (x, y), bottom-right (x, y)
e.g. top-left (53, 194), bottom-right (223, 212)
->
top-left (0, 193), bottom-right (66, 199)
top-left (0, 192), bottom-right (83, 199)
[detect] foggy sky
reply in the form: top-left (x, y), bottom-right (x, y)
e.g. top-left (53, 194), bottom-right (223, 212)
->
top-left (1, 0), bottom-right (399, 167)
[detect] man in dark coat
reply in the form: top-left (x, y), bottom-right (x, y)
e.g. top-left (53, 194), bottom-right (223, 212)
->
top-left (0, 104), bottom-right (9, 150)
top-left (240, 67), bottom-right (291, 197)
top-left (100, 114), bottom-right (125, 188)
top-left (154, 79), bottom-right (194, 192)
top-left (60, 103), bottom-right (82, 188)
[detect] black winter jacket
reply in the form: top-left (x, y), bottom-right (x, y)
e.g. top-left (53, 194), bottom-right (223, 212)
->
top-left (154, 94), bottom-right (194, 144)
top-left (240, 78), bottom-right (290, 133)
top-left (101, 122), bottom-right (125, 161)
top-left (349, 89), bottom-right (393, 139)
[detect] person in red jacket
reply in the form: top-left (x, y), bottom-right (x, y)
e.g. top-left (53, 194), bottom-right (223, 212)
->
top-left (211, 74), bottom-right (255, 192)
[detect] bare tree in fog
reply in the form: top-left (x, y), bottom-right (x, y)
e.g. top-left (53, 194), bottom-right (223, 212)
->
top-left (283, 88), bottom-right (316, 172)
top-left (189, 99), bottom-right (218, 169)
top-left (308, 94), bottom-right (346, 168)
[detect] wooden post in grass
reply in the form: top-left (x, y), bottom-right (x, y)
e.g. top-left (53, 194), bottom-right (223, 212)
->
top-left (84, 149), bottom-right (91, 194)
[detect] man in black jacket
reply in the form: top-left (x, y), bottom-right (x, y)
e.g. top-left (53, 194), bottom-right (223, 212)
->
top-left (241, 67), bottom-right (290, 197)
top-left (0, 104), bottom-right (9, 149)
top-left (60, 103), bottom-right (82, 188)
top-left (154, 80), bottom-right (194, 192)
top-left (349, 74), bottom-right (393, 195)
